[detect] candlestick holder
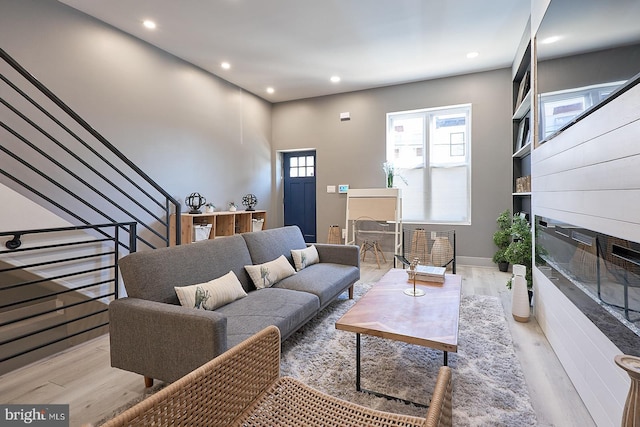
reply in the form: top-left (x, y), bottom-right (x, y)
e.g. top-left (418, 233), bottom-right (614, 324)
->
top-left (404, 257), bottom-right (425, 297)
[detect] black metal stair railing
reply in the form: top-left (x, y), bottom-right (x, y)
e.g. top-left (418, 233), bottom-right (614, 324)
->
top-left (0, 47), bottom-right (182, 372)
top-left (0, 223), bottom-right (135, 374)
top-left (0, 47), bottom-right (181, 250)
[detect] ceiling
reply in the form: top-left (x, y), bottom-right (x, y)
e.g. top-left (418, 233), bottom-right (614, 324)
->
top-left (57, 0), bottom-right (534, 102)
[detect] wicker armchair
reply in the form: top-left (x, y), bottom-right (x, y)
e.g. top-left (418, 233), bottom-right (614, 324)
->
top-left (101, 325), bottom-right (452, 427)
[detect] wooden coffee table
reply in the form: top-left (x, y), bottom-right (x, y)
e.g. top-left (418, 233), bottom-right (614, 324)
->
top-left (335, 268), bottom-right (462, 405)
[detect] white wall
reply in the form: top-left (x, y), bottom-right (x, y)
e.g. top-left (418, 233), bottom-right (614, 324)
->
top-left (532, 83), bottom-right (640, 426)
top-left (532, 84), bottom-right (640, 244)
top-left (0, 184), bottom-right (71, 233)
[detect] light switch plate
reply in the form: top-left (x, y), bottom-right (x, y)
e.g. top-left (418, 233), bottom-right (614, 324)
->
top-left (327, 185), bottom-right (336, 193)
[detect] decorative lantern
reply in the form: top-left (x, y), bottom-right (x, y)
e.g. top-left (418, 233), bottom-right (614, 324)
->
top-left (185, 192), bottom-right (206, 214)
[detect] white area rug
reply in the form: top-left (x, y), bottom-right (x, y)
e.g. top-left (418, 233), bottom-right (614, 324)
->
top-left (280, 283), bottom-right (537, 426)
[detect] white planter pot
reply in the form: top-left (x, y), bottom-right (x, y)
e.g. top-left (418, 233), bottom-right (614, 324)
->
top-left (512, 264), bottom-right (530, 322)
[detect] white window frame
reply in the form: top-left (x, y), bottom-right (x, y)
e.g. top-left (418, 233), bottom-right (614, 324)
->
top-left (386, 104), bottom-right (472, 225)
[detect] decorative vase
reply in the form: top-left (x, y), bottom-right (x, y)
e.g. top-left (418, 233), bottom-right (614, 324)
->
top-left (431, 236), bottom-right (453, 271)
top-left (409, 228), bottom-right (430, 265)
top-left (387, 174), bottom-right (394, 188)
top-left (511, 264), bottom-right (530, 322)
top-left (616, 354), bottom-right (640, 427)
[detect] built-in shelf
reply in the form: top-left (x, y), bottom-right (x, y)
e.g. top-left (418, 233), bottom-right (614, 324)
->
top-left (512, 90), bottom-right (531, 120)
top-left (511, 33), bottom-right (532, 219)
top-left (513, 142), bottom-right (531, 158)
top-left (169, 210), bottom-right (267, 245)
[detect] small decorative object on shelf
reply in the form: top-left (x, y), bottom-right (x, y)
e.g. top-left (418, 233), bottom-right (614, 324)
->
top-left (204, 203), bottom-right (216, 213)
top-left (185, 192), bottom-right (206, 214)
top-left (242, 193), bottom-right (258, 211)
top-left (404, 258), bottom-right (426, 297)
top-left (515, 175), bottom-right (531, 193)
top-left (228, 202), bottom-right (237, 212)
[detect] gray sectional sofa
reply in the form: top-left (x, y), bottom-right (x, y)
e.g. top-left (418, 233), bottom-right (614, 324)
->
top-left (109, 225), bottom-right (360, 385)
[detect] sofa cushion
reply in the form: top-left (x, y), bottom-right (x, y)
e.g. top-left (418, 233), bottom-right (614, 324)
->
top-left (274, 263), bottom-right (360, 309)
top-left (175, 271), bottom-right (247, 310)
top-left (119, 234), bottom-right (256, 304)
top-left (291, 245), bottom-right (319, 271)
top-left (242, 226), bottom-right (307, 266)
top-left (215, 288), bottom-right (320, 348)
top-left (245, 255), bottom-right (296, 289)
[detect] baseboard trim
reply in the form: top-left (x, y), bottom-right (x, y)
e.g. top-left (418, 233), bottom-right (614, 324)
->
top-left (457, 256), bottom-right (494, 268)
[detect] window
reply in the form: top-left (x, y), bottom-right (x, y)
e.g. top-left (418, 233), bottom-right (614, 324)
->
top-left (386, 105), bottom-right (471, 224)
top-left (289, 155), bottom-right (315, 177)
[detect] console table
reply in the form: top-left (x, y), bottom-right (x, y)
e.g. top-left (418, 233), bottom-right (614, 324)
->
top-left (170, 210), bottom-right (267, 245)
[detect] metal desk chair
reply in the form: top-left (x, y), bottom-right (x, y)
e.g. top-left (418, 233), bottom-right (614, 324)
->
top-left (354, 217), bottom-right (388, 268)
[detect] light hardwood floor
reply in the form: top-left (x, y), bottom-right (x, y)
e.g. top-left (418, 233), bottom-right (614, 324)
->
top-left (0, 262), bottom-right (596, 427)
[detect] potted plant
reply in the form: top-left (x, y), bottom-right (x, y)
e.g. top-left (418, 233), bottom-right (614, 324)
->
top-left (492, 209), bottom-right (511, 272)
top-left (504, 213), bottom-right (532, 290)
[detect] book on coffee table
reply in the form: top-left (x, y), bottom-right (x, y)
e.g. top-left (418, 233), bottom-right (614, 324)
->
top-left (409, 265), bottom-right (446, 283)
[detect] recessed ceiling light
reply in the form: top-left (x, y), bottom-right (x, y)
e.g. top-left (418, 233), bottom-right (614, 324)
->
top-left (143, 20), bottom-right (156, 30)
top-left (330, 76), bottom-right (341, 83)
top-left (541, 36), bottom-right (562, 44)
top-left (221, 62), bottom-right (231, 70)
top-left (466, 52), bottom-right (479, 59)
top-left (266, 87), bottom-right (275, 94)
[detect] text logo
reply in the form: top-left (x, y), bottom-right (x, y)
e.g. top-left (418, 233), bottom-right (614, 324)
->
top-left (1, 405), bottom-right (68, 426)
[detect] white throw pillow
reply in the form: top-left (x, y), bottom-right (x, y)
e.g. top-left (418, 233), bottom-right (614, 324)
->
top-left (291, 245), bottom-right (320, 271)
top-left (245, 255), bottom-right (296, 289)
top-left (175, 271), bottom-right (247, 311)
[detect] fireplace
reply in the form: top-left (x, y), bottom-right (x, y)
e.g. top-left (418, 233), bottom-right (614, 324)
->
top-left (536, 216), bottom-right (640, 357)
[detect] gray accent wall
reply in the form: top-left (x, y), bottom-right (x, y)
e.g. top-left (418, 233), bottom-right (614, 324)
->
top-left (272, 70), bottom-right (513, 259)
top-left (1, 0), bottom-right (273, 226)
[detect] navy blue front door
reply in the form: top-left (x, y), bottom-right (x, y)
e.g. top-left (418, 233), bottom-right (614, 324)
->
top-left (283, 151), bottom-right (316, 243)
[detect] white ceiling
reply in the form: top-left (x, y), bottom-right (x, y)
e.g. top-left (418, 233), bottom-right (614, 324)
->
top-left (57, 0), bottom-right (534, 102)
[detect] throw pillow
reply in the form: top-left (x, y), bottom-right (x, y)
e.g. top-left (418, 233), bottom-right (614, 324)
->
top-left (175, 271), bottom-right (247, 311)
top-left (245, 255), bottom-right (296, 289)
top-left (291, 245), bottom-right (320, 271)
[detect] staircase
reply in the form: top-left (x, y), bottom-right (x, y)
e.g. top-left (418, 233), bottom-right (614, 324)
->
top-left (0, 47), bottom-right (181, 374)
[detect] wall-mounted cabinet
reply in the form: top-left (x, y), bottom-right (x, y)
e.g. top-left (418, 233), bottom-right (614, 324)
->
top-left (512, 38), bottom-right (532, 219)
top-left (169, 210), bottom-right (267, 245)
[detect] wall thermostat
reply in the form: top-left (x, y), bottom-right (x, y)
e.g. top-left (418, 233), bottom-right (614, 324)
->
top-left (338, 184), bottom-right (349, 193)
